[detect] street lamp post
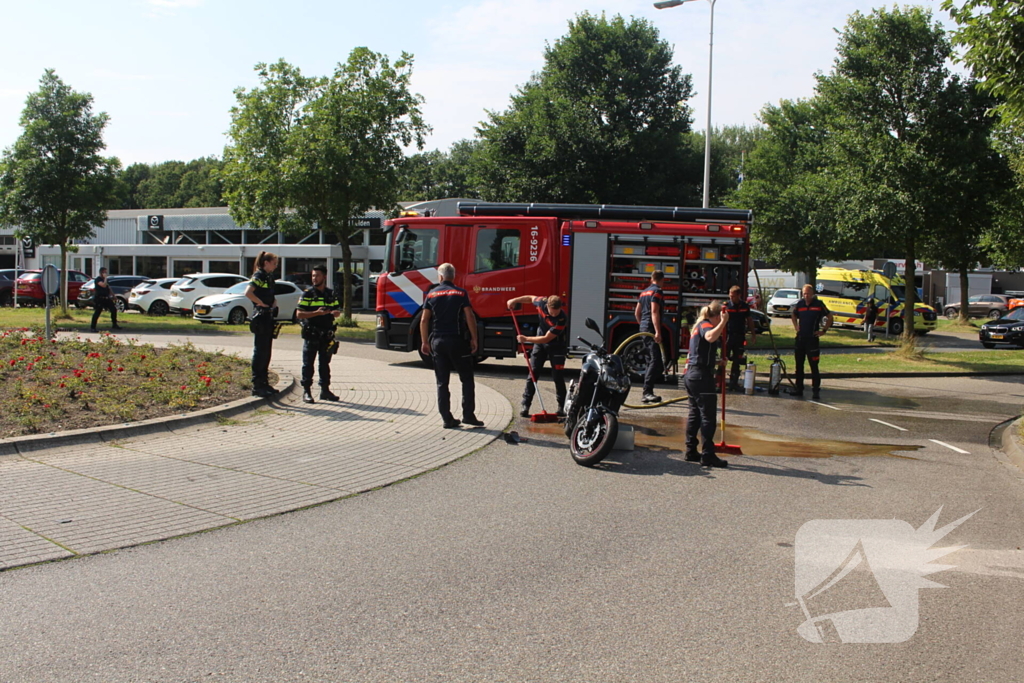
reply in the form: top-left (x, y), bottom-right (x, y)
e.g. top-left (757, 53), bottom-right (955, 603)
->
top-left (655, 0), bottom-right (716, 208)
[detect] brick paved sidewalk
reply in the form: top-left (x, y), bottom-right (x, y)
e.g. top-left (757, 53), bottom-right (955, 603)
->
top-left (0, 346), bottom-right (511, 571)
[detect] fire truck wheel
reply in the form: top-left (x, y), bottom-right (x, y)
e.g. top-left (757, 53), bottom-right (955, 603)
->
top-left (619, 337), bottom-right (650, 381)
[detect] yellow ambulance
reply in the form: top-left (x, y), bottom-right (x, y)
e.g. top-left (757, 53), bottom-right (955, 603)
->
top-left (814, 267), bottom-right (938, 335)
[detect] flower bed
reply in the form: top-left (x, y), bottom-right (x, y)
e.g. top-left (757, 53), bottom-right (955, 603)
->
top-left (0, 328), bottom-right (253, 437)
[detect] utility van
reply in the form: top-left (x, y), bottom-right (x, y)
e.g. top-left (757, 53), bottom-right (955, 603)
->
top-left (815, 267), bottom-right (937, 335)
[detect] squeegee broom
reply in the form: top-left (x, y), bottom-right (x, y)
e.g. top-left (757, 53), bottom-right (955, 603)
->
top-left (510, 307), bottom-right (560, 423)
top-left (715, 328), bottom-right (743, 455)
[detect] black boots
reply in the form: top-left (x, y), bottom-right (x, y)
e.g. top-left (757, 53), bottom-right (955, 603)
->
top-left (320, 388), bottom-right (340, 402)
top-left (302, 389), bottom-right (315, 404)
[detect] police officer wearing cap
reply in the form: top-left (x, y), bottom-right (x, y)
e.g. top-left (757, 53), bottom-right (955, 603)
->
top-left (634, 270), bottom-right (665, 404)
top-left (684, 301), bottom-right (730, 468)
top-left (296, 264), bottom-right (341, 404)
top-left (419, 263), bottom-right (483, 429)
top-left (724, 285), bottom-right (756, 391)
top-left (507, 294), bottom-right (568, 418)
top-left (245, 251), bottom-right (279, 398)
top-left (790, 283), bottom-right (833, 399)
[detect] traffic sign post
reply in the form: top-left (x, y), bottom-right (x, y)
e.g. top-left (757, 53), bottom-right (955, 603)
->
top-left (42, 264), bottom-right (59, 340)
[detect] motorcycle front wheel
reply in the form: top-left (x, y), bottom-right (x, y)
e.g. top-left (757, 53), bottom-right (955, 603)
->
top-left (570, 410), bottom-right (619, 467)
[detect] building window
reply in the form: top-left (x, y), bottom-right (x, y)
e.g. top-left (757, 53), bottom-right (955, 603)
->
top-left (137, 256), bottom-right (167, 279)
top-left (209, 260), bottom-right (240, 275)
top-left (173, 260), bottom-right (203, 277)
top-left (474, 228), bottom-right (521, 273)
top-left (108, 256), bottom-right (133, 275)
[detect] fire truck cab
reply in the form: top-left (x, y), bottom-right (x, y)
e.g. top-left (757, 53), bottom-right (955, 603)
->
top-left (375, 202), bottom-right (753, 375)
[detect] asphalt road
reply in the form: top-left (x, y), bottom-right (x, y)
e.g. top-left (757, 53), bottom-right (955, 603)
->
top-left (2, 332), bottom-right (1023, 682)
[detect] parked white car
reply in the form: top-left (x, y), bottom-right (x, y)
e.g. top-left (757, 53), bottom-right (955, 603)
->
top-left (168, 273), bottom-right (248, 314)
top-left (127, 277), bottom-right (181, 316)
top-left (766, 288), bottom-right (802, 317)
top-left (192, 280), bottom-right (304, 325)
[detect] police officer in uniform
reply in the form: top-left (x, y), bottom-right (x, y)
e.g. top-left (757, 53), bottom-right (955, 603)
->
top-left (724, 285), bottom-right (756, 391)
top-left (634, 270), bottom-right (665, 404)
top-left (684, 301), bottom-right (730, 468)
top-left (790, 283), bottom-right (833, 399)
top-left (506, 294), bottom-right (568, 418)
top-left (419, 263), bottom-right (483, 429)
top-left (296, 264), bottom-right (342, 404)
top-left (245, 251), bottom-right (279, 398)
top-left (90, 267), bottom-right (122, 332)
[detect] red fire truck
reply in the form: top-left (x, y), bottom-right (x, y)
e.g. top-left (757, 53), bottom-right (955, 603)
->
top-left (374, 202), bottom-right (753, 375)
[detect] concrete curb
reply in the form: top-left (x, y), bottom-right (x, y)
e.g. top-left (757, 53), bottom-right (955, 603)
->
top-left (1001, 417), bottom-right (1024, 473)
top-left (0, 372), bottom-right (296, 457)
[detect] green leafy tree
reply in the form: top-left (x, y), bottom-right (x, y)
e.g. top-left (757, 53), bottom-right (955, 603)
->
top-left (115, 162), bottom-right (151, 209)
top-left (942, 0), bottom-right (1024, 126)
top-left (693, 124), bottom-right (765, 207)
top-left (918, 81), bottom-right (1018, 321)
top-left (733, 99), bottom-right (843, 285)
top-left (397, 140), bottom-right (484, 202)
top-left (815, 6), bottom-right (966, 339)
top-left (0, 70), bottom-right (119, 313)
top-left (222, 50), bottom-right (429, 317)
top-left (476, 12), bottom-right (697, 204)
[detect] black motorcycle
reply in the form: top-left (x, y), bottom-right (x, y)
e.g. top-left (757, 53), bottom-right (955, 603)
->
top-left (563, 318), bottom-right (631, 466)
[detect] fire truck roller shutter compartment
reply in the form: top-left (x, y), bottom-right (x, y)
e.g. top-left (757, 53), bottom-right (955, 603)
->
top-left (569, 232), bottom-right (610, 354)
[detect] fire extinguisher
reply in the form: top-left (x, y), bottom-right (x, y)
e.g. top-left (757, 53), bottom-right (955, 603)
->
top-left (768, 356), bottom-right (784, 396)
top-left (743, 362), bottom-right (756, 395)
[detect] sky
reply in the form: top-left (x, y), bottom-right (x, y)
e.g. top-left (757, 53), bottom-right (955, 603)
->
top-left (0, 0), bottom-right (960, 167)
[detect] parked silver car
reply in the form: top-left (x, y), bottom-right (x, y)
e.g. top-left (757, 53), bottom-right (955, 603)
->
top-left (766, 288), bottom-right (802, 317)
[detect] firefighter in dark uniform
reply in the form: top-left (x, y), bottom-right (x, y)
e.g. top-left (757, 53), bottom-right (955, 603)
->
top-left (725, 285), bottom-right (756, 391)
top-left (634, 270), bottom-right (665, 404)
top-left (89, 267), bottom-right (122, 332)
top-left (296, 264), bottom-right (341, 404)
top-left (507, 294), bottom-right (568, 418)
top-left (419, 263), bottom-right (483, 429)
top-left (684, 301), bottom-right (729, 468)
top-left (245, 251), bottom-right (279, 398)
top-left (790, 283), bottom-right (833, 399)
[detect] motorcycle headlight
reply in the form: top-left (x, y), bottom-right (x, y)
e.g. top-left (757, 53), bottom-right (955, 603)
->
top-left (600, 370), bottom-right (623, 392)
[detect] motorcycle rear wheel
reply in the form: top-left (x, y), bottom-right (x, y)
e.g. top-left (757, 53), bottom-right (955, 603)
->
top-left (570, 411), bottom-right (618, 467)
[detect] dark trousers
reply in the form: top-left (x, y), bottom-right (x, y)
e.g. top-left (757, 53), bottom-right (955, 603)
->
top-left (726, 336), bottom-right (746, 388)
top-left (301, 338), bottom-right (332, 388)
top-left (431, 335), bottom-right (476, 421)
top-left (522, 345), bottom-right (567, 409)
top-left (642, 334), bottom-right (664, 394)
top-left (91, 298), bottom-right (117, 328)
top-left (794, 336), bottom-right (821, 392)
top-left (251, 329), bottom-right (274, 389)
top-left (684, 372), bottom-right (718, 457)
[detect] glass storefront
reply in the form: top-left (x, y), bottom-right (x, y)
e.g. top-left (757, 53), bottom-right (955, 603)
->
top-left (136, 256), bottom-right (167, 279)
top-left (173, 260), bottom-right (203, 277)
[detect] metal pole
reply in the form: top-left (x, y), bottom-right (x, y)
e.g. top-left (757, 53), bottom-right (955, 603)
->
top-left (702, 0), bottom-right (716, 208)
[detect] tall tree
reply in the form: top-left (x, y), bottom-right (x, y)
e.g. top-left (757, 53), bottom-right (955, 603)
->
top-left (815, 6), bottom-right (964, 339)
top-left (0, 70), bottom-right (119, 313)
top-left (696, 124), bottom-right (765, 207)
top-left (732, 99), bottom-right (843, 284)
top-left (919, 81), bottom-right (1018, 321)
top-left (942, 0), bottom-right (1024, 126)
top-left (476, 12), bottom-right (698, 205)
top-left (397, 140), bottom-right (483, 202)
top-left (222, 50), bottom-right (429, 317)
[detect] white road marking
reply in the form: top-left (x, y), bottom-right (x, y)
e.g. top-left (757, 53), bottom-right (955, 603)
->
top-left (929, 439), bottom-right (970, 454)
top-left (869, 418), bottom-right (908, 432)
top-left (808, 401), bottom-right (841, 411)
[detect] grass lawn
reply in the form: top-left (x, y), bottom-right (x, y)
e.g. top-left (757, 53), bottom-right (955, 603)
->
top-left (0, 307), bottom-right (377, 341)
top-left (752, 320), bottom-right (897, 350)
top-left (749, 347), bottom-right (1024, 375)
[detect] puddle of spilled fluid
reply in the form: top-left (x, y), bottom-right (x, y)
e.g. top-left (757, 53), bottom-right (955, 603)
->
top-left (528, 416), bottom-right (922, 459)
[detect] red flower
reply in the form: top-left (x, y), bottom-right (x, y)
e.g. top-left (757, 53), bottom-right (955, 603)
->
top-left (140, 355), bottom-right (146, 360)
top-left (118, 367), bottom-right (124, 372)
top-left (180, 385), bottom-right (187, 390)
top-left (59, 383), bottom-right (66, 388)
top-left (8, 360), bottom-right (15, 366)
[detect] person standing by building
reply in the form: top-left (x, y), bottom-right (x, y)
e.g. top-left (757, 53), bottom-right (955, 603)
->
top-left (506, 294), bottom-right (568, 418)
top-left (89, 267), bottom-right (122, 332)
top-left (296, 264), bottom-right (341, 404)
top-left (634, 270), bottom-right (665, 404)
top-left (684, 301), bottom-right (730, 469)
top-left (245, 251), bottom-right (279, 398)
top-left (863, 296), bottom-right (879, 342)
top-left (724, 285), bottom-right (756, 391)
top-left (419, 263), bottom-right (483, 429)
top-left (790, 284), bottom-right (833, 399)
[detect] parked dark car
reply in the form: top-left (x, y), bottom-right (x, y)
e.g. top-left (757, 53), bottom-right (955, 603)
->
top-left (77, 275), bottom-right (150, 312)
top-left (944, 294), bottom-right (1011, 320)
top-left (15, 269), bottom-right (89, 306)
top-left (751, 309), bottom-right (771, 334)
top-left (0, 269), bottom-right (20, 307)
top-left (979, 307), bottom-right (1024, 348)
